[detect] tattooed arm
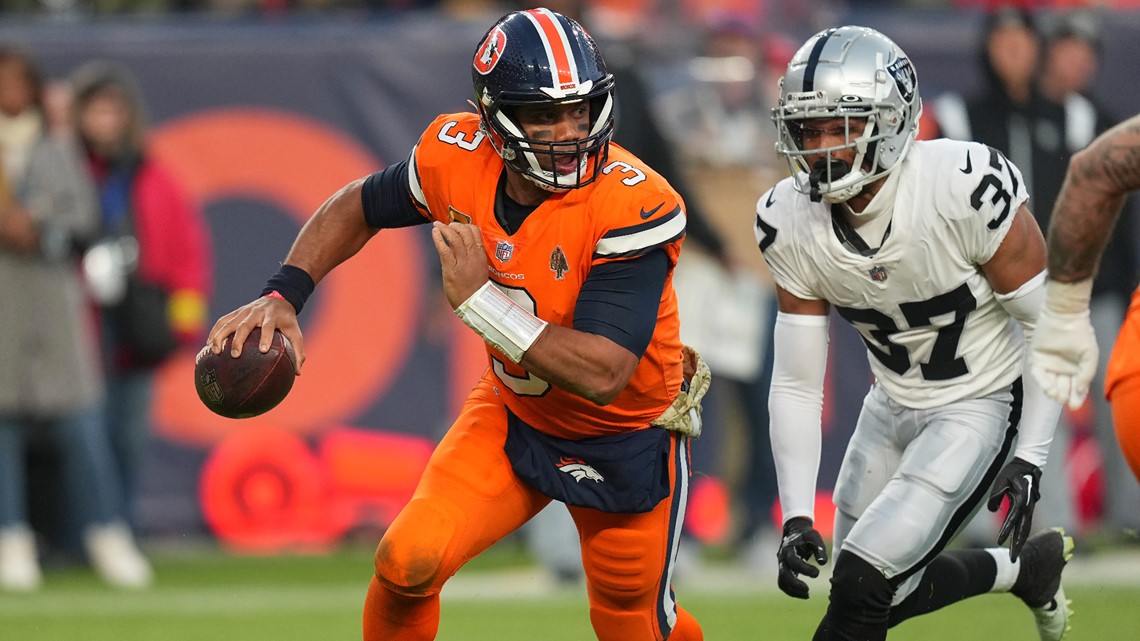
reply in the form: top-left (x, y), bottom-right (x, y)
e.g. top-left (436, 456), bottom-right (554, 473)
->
top-left (1047, 114), bottom-right (1140, 281)
top-left (1031, 113), bottom-right (1140, 409)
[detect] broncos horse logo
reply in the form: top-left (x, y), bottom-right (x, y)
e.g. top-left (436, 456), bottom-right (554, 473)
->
top-left (474, 26), bottom-right (507, 75)
top-left (557, 457), bottom-right (604, 483)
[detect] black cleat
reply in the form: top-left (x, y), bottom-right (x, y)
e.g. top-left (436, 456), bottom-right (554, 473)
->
top-left (1011, 528), bottom-right (1075, 641)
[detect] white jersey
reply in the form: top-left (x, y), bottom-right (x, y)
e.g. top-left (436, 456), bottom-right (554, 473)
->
top-left (756, 139), bottom-right (1030, 409)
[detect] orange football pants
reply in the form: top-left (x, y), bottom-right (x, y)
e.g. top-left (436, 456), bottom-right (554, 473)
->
top-left (1107, 287), bottom-right (1140, 482)
top-left (363, 374), bottom-right (703, 641)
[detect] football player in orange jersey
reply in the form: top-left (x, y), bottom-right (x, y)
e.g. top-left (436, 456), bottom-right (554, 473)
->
top-left (1029, 113), bottom-right (1140, 483)
top-left (204, 8), bottom-right (708, 641)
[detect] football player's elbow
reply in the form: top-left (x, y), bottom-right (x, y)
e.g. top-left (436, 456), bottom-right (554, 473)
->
top-left (574, 339), bottom-right (638, 405)
top-left (584, 381), bottom-right (624, 406)
top-left (586, 365), bottom-right (636, 406)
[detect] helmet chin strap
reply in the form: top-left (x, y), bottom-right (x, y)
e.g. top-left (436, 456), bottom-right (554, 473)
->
top-left (808, 158), bottom-right (853, 203)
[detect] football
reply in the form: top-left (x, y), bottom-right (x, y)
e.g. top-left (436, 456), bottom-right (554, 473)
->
top-left (194, 328), bottom-right (297, 419)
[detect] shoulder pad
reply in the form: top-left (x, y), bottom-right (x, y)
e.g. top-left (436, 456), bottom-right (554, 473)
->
top-left (415, 113), bottom-right (489, 171)
top-left (919, 139), bottom-right (1027, 227)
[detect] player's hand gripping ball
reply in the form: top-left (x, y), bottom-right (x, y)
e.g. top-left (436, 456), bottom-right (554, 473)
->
top-left (194, 328), bottom-right (297, 418)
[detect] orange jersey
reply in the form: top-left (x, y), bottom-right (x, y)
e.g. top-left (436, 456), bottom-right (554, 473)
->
top-left (409, 112), bottom-right (686, 439)
top-left (1107, 285), bottom-right (1140, 482)
top-left (1106, 284), bottom-right (1140, 399)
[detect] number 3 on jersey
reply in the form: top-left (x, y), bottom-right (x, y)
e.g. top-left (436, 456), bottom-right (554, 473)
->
top-left (492, 283), bottom-right (551, 396)
top-left (437, 121), bottom-right (485, 151)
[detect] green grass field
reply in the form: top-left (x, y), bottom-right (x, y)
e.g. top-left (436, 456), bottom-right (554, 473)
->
top-left (2, 542), bottom-right (1138, 641)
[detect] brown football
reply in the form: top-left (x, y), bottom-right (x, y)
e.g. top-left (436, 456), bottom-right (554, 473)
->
top-left (194, 328), bottom-right (297, 419)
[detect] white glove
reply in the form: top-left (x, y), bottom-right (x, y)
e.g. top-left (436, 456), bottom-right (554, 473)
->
top-left (1029, 279), bottom-right (1098, 410)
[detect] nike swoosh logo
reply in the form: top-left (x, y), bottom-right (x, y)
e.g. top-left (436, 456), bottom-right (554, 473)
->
top-left (640, 203), bottom-right (664, 219)
top-left (764, 188), bottom-right (776, 208)
top-left (959, 151), bottom-right (973, 174)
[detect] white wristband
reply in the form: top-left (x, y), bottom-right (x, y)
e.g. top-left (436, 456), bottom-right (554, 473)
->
top-left (455, 281), bottom-right (548, 363)
top-left (1043, 278), bottom-right (1093, 314)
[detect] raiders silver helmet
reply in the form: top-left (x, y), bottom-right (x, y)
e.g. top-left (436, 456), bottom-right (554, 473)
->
top-left (772, 26), bottom-right (921, 204)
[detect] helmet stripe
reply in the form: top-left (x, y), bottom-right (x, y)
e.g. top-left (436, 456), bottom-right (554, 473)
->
top-left (803, 27), bottom-right (837, 92)
top-left (524, 8), bottom-right (579, 91)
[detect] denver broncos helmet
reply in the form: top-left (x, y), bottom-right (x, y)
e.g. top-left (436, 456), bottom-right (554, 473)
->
top-left (772, 26), bottom-right (921, 204)
top-left (471, 8), bottom-right (615, 191)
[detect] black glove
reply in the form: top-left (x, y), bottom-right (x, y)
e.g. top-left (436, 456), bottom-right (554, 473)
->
top-left (776, 516), bottom-right (828, 599)
top-left (987, 457), bottom-right (1042, 562)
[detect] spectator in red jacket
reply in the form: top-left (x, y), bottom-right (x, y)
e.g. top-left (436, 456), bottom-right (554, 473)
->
top-left (71, 60), bottom-right (213, 533)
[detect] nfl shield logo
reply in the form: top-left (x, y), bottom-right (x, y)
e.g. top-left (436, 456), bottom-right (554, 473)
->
top-left (495, 240), bottom-right (514, 263)
top-left (869, 266), bottom-right (888, 282)
top-left (201, 369), bottom-right (224, 403)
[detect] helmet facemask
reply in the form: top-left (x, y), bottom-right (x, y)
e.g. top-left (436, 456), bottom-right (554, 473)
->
top-left (776, 101), bottom-right (910, 204)
top-left (477, 82), bottom-right (615, 192)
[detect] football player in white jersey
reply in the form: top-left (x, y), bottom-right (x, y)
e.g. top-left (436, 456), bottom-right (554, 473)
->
top-left (755, 26), bottom-right (1073, 641)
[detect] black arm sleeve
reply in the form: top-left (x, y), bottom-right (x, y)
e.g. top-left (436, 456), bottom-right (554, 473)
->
top-left (360, 160), bottom-right (431, 229)
top-left (573, 249), bottom-right (669, 358)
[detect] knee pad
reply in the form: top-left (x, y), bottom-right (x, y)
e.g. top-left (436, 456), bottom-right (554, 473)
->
top-left (584, 526), bottom-right (681, 641)
top-left (827, 551), bottom-right (894, 632)
top-left (583, 526), bottom-right (658, 605)
top-left (373, 498), bottom-right (461, 597)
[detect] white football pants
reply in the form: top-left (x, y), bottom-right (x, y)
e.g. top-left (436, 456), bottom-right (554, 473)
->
top-left (832, 380), bottom-right (1020, 604)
